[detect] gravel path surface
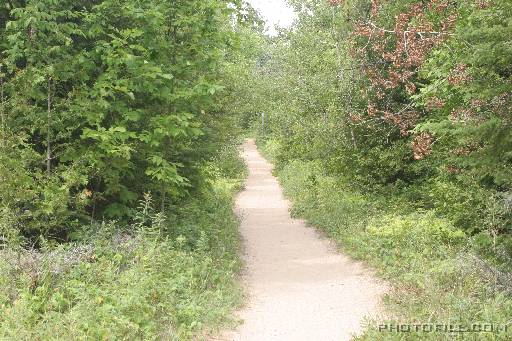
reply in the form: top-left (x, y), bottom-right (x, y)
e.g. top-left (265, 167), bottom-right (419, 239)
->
top-left (214, 139), bottom-right (387, 341)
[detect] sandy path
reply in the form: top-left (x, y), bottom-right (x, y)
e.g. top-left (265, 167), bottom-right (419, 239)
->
top-left (215, 139), bottom-right (387, 341)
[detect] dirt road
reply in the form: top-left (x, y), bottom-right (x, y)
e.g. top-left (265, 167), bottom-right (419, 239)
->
top-left (216, 139), bottom-right (387, 341)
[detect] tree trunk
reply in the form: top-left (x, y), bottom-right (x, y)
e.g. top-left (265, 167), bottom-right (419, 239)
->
top-left (161, 184), bottom-right (166, 213)
top-left (1, 76), bottom-right (5, 148)
top-left (331, 6), bottom-right (358, 150)
top-left (46, 78), bottom-right (52, 175)
top-left (351, 128), bottom-right (358, 149)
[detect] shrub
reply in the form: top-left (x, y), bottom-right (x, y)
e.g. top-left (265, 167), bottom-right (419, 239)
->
top-left (0, 142), bottom-right (246, 340)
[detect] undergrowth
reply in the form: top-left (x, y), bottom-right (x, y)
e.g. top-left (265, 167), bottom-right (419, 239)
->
top-left (0, 144), bottom-right (246, 340)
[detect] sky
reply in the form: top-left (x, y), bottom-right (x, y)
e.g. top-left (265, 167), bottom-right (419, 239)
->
top-left (246, 0), bottom-right (297, 35)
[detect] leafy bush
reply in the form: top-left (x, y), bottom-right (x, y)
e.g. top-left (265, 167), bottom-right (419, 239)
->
top-left (252, 0), bottom-right (511, 237)
top-left (0, 0), bottom-right (257, 240)
top-left (0, 182), bottom-right (242, 340)
top-left (0, 140), bottom-right (247, 340)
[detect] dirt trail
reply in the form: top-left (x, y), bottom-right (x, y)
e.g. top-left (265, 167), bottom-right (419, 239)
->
top-left (215, 139), bottom-right (387, 341)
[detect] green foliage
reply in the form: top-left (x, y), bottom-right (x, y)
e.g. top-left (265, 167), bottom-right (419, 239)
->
top-left (252, 0), bottom-right (511, 234)
top-left (0, 143), bottom-right (246, 340)
top-left (415, 0), bottom-right (512, 192)
top-left (0, 0), bottom-right (260, 337)
top-left (0, 0), bottom-right (255, 240)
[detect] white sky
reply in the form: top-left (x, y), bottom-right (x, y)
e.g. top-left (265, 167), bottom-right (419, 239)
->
top-left (246, 0), bottom-right (297, 35)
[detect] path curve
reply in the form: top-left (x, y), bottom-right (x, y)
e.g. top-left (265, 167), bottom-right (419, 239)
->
top-left (216, 139), bottom-right (387, 341)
